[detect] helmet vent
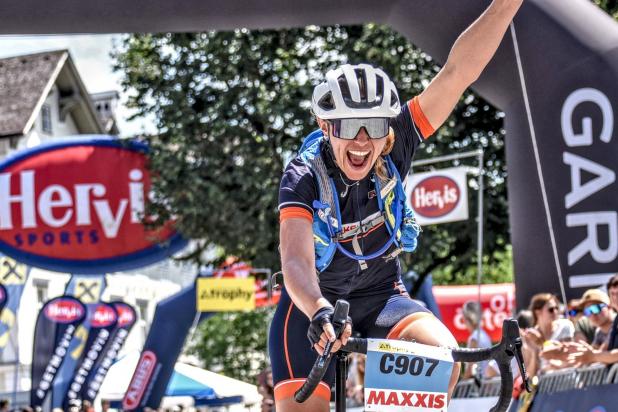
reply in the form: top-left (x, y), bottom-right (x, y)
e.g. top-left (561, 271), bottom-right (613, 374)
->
top-left (318, 92), bottom-right (335, 111)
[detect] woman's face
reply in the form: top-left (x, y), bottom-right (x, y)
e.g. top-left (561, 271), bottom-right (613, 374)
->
top-left (318, 118), bottom-right (387, 181)
top-left (537, 299), bottom-right (560, 325)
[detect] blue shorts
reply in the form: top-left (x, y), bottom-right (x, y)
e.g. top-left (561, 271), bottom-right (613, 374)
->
top-left (268, 280), bottom-right (432, 402)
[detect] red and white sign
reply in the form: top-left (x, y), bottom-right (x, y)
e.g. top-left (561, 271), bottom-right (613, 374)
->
top-left (90, 303), bottom-right (118, 328)
top-left (0, 139), bottom-right (185, 273)
top-left (123, 350), bottom-right (157, 410)
top-left (44, 298), bottom-right (86, 323)
top-left (114, 302), bottom-right (136, 327)
top-left (433, 283), bottom-right (515, 343)
top-left (406, 167), bottom-right (469, 225)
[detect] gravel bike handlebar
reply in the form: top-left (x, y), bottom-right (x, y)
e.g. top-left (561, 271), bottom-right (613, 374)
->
top-left (295, 300), bottom-right (530, 412)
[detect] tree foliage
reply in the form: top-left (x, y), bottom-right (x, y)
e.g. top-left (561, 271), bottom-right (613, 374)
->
top-left (188, 308), bottom-right (272, 383)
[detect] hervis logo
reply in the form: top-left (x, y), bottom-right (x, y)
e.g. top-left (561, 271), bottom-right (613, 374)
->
top-left (410, 175), bottom-right (460, 218)
top-left (90, 303), bottom-right (118, 328)
top-left (44, 297), bottom-right (86, 324)
top-left (113, 302), bottom-right (136, 327)
top-left (0, 137), bottom-right (186, 273)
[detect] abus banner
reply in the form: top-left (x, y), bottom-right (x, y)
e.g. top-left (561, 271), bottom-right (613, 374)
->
top-left (31, 296), bottom-right (86, 407)
top-left (82, 302), bottom-right (136, 403)
top-left (432, 283), bottom-right (515, 343)
top-left (123, 279), bottom-right (212, 411)
top-left (406, 167), bottom-right (469, 226)
top-left (0, 137), bottom-right (186, 273)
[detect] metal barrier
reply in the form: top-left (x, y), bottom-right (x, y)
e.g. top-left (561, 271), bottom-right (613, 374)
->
top-left (455, 363), bottom-right (618, 398)
top-left (453, 378), bottom-right (478, 398)
top-left (605, 362), bottom-right (618, 384)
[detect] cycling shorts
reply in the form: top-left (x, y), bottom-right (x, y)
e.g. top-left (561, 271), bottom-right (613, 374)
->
top-left (268, 280), bottom-right (432, 402)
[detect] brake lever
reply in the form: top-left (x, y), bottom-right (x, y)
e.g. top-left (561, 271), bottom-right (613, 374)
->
top-left (514, 337), bottom-right (531, 393)
top-left (316, 300), bottom-right (349, 369)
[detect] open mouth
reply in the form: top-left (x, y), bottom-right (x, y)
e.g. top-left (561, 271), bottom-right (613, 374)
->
top-left (346, 149), bottom-right (371, 170)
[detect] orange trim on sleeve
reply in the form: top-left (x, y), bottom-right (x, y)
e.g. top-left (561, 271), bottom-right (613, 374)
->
top-left (274, 380), bottom-right (331, 401)
top-left (408, 96), bottom-right (435, 139)
top-left (386, 312), bottom-right (435, 339)
top-left (279, 207), bottom-right (313, 223)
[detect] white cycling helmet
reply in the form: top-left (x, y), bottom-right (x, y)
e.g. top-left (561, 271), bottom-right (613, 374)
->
top-left (311, 63), bottom-right (401, 120)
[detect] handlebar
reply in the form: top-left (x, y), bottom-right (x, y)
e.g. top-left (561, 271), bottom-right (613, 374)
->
top-left (295, 300), bottom-right (530, 412)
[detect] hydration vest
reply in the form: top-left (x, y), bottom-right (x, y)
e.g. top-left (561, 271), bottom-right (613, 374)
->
top-left (299, 129), bottom-right (421, 272)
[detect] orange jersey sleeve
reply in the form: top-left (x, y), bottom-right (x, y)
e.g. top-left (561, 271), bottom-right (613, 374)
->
top-left (408, 96), bottom-right (435, 139)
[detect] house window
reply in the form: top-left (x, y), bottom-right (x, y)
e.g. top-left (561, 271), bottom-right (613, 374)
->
top-left (33, 279), bottom-right (49, 309)
top-left (41, 104), bottom-right (53, 134)
top-left (136, 298), bottom-right (149, 321)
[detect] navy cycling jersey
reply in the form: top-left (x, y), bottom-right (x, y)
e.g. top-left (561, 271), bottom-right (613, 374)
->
top-left (278, 100), bottom-right (425, 295)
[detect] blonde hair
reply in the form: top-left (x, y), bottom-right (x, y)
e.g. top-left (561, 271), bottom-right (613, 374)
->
top-left (374, 127), bottom-right (396, 183)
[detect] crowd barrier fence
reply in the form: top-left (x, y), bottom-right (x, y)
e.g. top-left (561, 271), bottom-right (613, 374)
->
top-left (453, 362), bottom-right (618, 398)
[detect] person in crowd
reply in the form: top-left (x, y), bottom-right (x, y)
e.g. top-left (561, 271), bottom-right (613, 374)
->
top-left (257, 367), bottom-right (275, 412)
top-left (346, 353), bottom-right (366, 406)
top-left (101, 400), bottom-right (111, 412)
top-left (0, 399), bottom-right (8, 412)
top-left (567, 285), bottom-right (618, 366)
top-left (269, 1), bottom-right (524, 410)
top-left (568, 298), bottom-right (596, 344)
top-left (461, 301), bottom-right (494, 379)
top-left (579, 289), bottom-right (615, 349)
top-left (524, 293), bottom-right (574, 372)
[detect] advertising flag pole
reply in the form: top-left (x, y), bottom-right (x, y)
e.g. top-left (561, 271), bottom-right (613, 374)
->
top-left (476, 150), bottom-right (485, 341)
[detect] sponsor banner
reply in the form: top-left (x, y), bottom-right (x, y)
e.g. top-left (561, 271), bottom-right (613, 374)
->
top-left (0, 255), bottom-right (30, 362)
top-left (364, 339), bottom-right (452, 412)
top-left (0, 137), bottom-right (186, 274)
top-left (432, 283), bottom-right (515, 343)
top-left (213, 259), bottom-right (279, 307)
top-left (405, 167), bottom-right (469, 226)
top-left (81, 302), bottom-right (136, 403)
top-left (30, 296), bottom-right (86, 407)
top-left (61, 302), bottom-right (117, 409)
top-left (530, 384), bottom-right (617, 412)
top-left (51, 275), bottom-right (106, 409)
top-left (123, 279), bottom-right (212, 411)
top-left (196, 277), bottom-right (255, 311)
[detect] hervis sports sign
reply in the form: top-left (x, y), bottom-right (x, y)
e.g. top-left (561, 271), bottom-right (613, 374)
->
top-left (406, 167), bottom-right (469, 226)
top-left (0, 137), bottom-right (186, 273)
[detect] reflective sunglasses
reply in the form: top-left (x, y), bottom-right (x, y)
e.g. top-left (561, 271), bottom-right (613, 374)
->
top-left (330, 118), bottom-right (390, 140)
top-left (568, 309), bottom-right (581, 317)
top-left (583, 303), bottom-right (607, 316)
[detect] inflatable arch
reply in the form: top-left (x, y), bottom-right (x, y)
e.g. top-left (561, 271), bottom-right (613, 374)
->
top-left (2, 0), bottom-right (617, 306)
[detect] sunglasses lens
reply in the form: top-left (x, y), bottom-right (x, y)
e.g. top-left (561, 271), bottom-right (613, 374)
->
top-left (332, 118), bottom-right (389, 139)
top-left (584, 304), bottom-right (604, 316)
top-left (568, 309), bottom-right (578, 317)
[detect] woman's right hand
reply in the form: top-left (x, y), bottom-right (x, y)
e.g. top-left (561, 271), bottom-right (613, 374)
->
top-left (307, 306), bottom-right (353, 355)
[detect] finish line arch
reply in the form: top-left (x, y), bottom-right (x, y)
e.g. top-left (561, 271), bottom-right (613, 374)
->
top-left (2, 0), bottom-right (617, 305)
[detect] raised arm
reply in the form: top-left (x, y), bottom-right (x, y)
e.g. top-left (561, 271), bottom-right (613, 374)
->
top-left (418, 0), bottom-right (524, 131)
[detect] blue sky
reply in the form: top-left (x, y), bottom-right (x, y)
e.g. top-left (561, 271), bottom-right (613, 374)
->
top-left (0, 34), bottom-right (156, 137)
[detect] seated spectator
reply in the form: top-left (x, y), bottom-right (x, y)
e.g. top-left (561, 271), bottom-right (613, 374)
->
top-left (257, 367), bottom-right (274, 412)
top-left (567, 282), bottom-right (618, 366)
top-left (0, 399), bottom-right (8, 412)
top-left (461, 301), bottom-right (493, 379)
top-left (346, 353), bottom-right (365, 406)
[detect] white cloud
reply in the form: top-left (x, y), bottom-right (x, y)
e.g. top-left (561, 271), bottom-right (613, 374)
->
top-left (0, 34), bottom-right (157, 137)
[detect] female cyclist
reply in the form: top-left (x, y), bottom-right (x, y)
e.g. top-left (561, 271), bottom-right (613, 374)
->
top-left (270, 1), bottom-right (524, 410)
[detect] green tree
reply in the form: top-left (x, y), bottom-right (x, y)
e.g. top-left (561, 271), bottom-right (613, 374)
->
top-left (188, 308), bottom-right (272, 383)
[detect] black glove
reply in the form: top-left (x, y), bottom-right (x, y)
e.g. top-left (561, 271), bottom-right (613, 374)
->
top-left (307, 306), bottom-right (334, 347)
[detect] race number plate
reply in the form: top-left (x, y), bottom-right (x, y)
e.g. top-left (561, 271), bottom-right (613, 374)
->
top-left (364, 339), bottom-right (453, 412)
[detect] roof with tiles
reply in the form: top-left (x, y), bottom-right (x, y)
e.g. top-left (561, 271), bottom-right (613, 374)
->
top-left (0, 50), bottom-right (68, 137)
